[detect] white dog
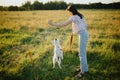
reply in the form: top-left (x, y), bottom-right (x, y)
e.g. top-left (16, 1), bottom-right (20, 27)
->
top-left (52, 39), bottom-right (63, 69)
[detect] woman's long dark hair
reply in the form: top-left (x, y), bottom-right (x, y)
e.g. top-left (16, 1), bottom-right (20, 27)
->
top-left (66, 5), bottom-right (83, 19)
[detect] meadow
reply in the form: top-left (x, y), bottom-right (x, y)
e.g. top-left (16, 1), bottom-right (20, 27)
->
top-left (0, 9), bottom-right (120, 80)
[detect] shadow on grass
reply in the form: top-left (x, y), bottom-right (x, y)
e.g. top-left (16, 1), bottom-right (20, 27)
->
top-left (2, 50), bottom-right (120, 80)
top-left (86, 51), bottom-right (120, 80)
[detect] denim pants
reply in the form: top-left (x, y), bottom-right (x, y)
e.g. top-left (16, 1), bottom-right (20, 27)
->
top-left (78, 30), bottom-right (89, 72)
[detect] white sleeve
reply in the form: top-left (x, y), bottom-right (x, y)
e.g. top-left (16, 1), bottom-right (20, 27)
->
top-left (49, 17), bottom-right (72, 27)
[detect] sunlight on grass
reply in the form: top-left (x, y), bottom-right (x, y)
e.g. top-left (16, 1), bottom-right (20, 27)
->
top-left (0, 10), bottom-right (120, 80)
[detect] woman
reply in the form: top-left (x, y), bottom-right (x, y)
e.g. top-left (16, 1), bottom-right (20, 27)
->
top-left (48, 5), bottom-right (89, 77)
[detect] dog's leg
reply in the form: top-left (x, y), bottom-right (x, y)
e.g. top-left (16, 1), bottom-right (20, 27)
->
top-left (53, 58), bottom-right (55, 69)
top-left (58, 58), bottom-right (62, 69)
top-left (60, 51), bottom-right (63, 60)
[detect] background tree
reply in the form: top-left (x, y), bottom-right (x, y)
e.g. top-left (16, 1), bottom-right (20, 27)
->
top-left (31, 0), bottom-right (43, 10)
top-left (44, 1), bottom-right (67, 10)
top-left (21, 1), bottom-right (31, 10)
top-left (0, 1), bottom-right (120, 11)
top-left (19, 6), bottom-right (26, 11)
top-left (8, 6), bottom-right (18, 11)
top-left (0, 6), bottom-right (4, 11)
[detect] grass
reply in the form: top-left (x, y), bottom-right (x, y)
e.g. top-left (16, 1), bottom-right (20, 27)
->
top-left (0, 9), bottom-right (120, 80)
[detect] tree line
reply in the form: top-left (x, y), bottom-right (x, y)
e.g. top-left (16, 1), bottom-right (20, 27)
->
top-left (0, 1), bottom-right (120, 11)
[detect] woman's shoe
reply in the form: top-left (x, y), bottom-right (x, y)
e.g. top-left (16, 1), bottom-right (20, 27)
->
top-left (74, 68), bottom-right (81, 76)
top-left (75, 71), bottom-right (87, 78)
top-left (75, 72), bottom-right (82, 78)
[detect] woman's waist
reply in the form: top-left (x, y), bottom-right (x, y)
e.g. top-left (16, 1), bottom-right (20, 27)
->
top-left (72, 27), bottom-right (85, 33)
top-left (78, 29), bottom-right (88, 34)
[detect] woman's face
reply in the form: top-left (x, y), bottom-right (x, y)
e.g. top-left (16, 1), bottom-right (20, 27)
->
top-left (67, 11), bottom-right (73, 16)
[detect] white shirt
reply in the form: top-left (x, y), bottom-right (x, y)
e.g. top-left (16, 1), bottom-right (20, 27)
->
top-left (49, 15), bottom-right (87, 34)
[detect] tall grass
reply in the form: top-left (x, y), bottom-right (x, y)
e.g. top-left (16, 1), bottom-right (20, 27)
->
top-left (0, 10), bottom-right (120, 80)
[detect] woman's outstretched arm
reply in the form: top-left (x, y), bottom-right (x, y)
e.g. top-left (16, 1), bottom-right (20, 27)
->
top-left (48, 19), bottom-right (72, 27)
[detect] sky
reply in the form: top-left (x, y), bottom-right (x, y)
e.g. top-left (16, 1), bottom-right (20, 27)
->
top-left (0, 0), bottom-right (120, 6)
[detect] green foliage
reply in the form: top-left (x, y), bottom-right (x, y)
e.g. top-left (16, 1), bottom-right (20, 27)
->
top-left (1, 1), bottom-right (120, 11)
top-left (44, 1), bottom-right (67, 10)
top-left (22, 1), bottom-right (31, 11)
top-left (20, 36), bottom-right (33, 44)
top-left (111, 41), bottom-right (120, 53)
top-left (8, 6), bottom-right (19, 11)
top-left (38, 28), bottom-right (45, 32)
top-left (0, 28), bottom-right (14, 34)
top-left (32, 1), bottom-right (43, 10)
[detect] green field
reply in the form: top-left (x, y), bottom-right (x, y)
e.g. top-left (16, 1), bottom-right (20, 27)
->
top-left (0, 10), bottom-right (120, 80)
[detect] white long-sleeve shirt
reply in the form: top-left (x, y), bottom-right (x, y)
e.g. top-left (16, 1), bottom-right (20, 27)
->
top-left (49, 15), bottom-right (87, 34)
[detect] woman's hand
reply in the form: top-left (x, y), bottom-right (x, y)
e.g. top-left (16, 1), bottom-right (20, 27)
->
top-left (48, 20), bottom-right (53, 25)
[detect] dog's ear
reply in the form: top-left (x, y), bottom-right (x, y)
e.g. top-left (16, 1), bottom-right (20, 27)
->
top-left (57, 39), bottom-right (60, 44)
top-left (51, 41), bottom-right (54, 45)
top-left (56, 38), bottom-right (60, 43)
